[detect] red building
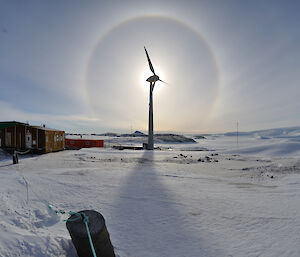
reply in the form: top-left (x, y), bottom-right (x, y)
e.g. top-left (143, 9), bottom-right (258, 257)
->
top-left (65, 138), bottom-right (104, 149)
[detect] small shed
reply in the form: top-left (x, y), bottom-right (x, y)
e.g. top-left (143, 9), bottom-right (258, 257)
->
top-left (0, 121), bottom-right (65, 153)
top-left (65, 138), bottom-right (104, 149)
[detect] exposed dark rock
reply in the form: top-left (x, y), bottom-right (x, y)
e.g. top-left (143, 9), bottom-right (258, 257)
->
top-left (120, 131), bottom-right (147, 137)
top-left (98, 132), bottom-right (119, 137)
top-left (154, 134), bottom-right (196, 143)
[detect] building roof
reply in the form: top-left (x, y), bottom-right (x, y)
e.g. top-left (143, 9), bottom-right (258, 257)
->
top-left (31, 126), bottom-right (64, 132)
top-left (0, 121), bottom-right (27, 129)
top-left (0, 121), bottom-right (64, 132)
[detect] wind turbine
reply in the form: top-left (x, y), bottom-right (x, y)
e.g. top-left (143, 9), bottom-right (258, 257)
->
top-left (144, 46), bottom-right (167, 150)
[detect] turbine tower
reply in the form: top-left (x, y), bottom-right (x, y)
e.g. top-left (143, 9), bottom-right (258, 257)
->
top-left (144, 46), bottom-right (166, 150)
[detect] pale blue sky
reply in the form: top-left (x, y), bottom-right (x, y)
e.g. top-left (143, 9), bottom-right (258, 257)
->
top-left (0, 0), bottom-right (299, 133)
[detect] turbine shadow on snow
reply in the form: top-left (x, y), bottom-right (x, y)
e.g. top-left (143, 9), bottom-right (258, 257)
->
top-left (111, 151), bottom-right (216, 257)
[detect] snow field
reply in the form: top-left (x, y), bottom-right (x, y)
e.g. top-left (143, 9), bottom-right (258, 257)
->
top-left (0, 145), bottom-right (300, 256)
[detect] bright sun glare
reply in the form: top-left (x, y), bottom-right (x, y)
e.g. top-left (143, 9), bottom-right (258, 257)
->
top-left (139, 67), bottom-right (166, 93)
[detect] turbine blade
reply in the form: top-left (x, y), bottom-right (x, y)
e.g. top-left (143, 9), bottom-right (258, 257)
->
top-left (144, 46), bottom-right (156, 75)
top-left (159, 79), bottom-right (168, 85)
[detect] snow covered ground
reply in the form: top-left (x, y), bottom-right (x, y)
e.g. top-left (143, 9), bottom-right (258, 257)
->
top-left (1, 129), bottom-right (300, 256)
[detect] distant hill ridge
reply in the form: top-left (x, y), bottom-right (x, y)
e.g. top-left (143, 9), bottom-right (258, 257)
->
top-left (97, 131), bottom-right (196, 143)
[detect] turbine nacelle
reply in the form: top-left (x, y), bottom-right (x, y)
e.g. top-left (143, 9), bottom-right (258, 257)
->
top-left (146, 75), bottom-right (159, 83)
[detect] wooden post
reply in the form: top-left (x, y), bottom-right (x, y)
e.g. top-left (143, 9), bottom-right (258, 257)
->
top-left (66, 210), bottom-right (115, 257)
top-left (13, 151), bottom-right (18, 164)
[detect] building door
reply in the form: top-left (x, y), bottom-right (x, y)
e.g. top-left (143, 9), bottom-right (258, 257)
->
top-left (6, 132), bottom-right (12, 147)
top-left (26, 133), bottom-right (32, 148)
